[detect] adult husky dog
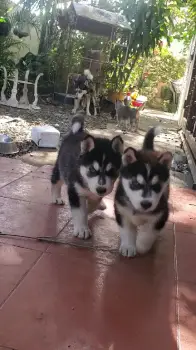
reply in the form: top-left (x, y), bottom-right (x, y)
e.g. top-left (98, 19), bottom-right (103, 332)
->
top-left (72, 69), bottom-right (97, 116)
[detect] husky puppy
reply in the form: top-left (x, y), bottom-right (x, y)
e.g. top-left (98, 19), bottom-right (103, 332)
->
top-left (51, 115), bottom-right (123, 239)
top-left (72, 69), bottom-right (97, 116)
top-left (114, 126), bottom-right (173, 257)
top-left (115, 99), bottom-right (139, 132)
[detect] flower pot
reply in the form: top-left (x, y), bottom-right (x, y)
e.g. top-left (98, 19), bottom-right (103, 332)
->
top-left (0, 18), bottom-right (11, 36)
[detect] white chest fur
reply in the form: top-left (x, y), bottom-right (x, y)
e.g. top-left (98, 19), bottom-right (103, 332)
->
top-left (116, 202), bottom-right (161, 227)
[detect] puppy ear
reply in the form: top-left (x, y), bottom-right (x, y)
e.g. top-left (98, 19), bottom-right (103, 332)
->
top-left (122, 147), bottom-right (137, 165)
top-left (81, 135), bottom-right (95, 154)
top-left (111, 135), bottom-right (124, 154)
top-left (158, 151), bottom-right (173, 168)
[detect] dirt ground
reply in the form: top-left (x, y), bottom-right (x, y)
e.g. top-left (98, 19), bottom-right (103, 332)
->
top-left (0, 104), bottom-right (107, 157)
top-left (0, 104), bottom-right (192, 188)
top-left (0, 104), bottom-right (179, 154)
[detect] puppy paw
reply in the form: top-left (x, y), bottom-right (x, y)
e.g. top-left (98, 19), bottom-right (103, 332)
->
top-left (71, 109), bottom-right (76, 114)
top-left (136, 237), bottom-right (155, 255)
top-left (73, 226), bottom-right (92, 240)
top-left (52, 198), bottom-right (65, 205)
top-left (119, 244), bottom-right (137, 258)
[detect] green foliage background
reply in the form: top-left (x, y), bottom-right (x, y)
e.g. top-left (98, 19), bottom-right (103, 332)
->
top-left (0, 0), bottom-right (23, 76)
top-left (0, 0), bottom-right (195, 99)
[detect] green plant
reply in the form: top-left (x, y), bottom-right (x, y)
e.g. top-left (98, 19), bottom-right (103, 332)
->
top-left (137, 47), bottom-right (186, 102)
top-left (0, 1), bottom-right (23, 87)
top-left (12, 0), bottom-right (196, 94)
top-left (161, 85), bottom-right (173, 100)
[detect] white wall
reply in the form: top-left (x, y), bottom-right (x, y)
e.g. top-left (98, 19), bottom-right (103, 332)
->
top-left (177, 36), bottom-right (196, 127)
top-left (18, 27), bottom-right (39, 57)
top-left (11, 27), bottom-right (40, 61)
top-left (9, 0), bottom-right (40, 60)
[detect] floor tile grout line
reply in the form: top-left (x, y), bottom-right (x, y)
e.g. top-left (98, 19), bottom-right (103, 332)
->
top-left (0, 346), bottom-right (18, 350)
top-left (0, 222), bottom-right (71, 252)
top-left (0, 251), bottom-right (44, 310)
top-left (0, 173), bottom-right (29, 190)
top-left (0, 240), bottom-right (47, 253)
top-left (0, 170), bottom-right (35, 176)
top-left (173, 222), bottom-right (181, 350)
top-left (0, 240), bottom-right (118, 265)
top-left (46, 240), bottom-right (119, 253)
top-left (0, 222), bottom-right (174, 254)
top-left (0, 194), bottom-right (66, 206)
top-left (0, 166), bottom-right (41, 191)
top-left (45, 218), bottom-right (72, 253)
top-left (0, 218), bottom-right (72, 253)
top-left (0, 242), bottom-right (115, 315)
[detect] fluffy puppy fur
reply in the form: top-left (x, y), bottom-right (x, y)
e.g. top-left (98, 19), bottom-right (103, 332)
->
top-left (114, 126), bottom-right (173, 257)
top-left (51, 115), bottom-right (123, 239)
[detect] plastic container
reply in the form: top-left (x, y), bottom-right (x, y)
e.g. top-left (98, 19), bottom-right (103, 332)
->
top-left (31, 125), bottom-right (60, 148)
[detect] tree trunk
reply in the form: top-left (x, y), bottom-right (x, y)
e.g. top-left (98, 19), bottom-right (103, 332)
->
top-left (38, 0), bottom-right (54, 54)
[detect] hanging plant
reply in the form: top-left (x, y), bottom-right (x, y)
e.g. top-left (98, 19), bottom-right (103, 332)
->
top-left (13, 27), bottom-right (29, 38)
top-left (0, 17), bottom-right (11, 36)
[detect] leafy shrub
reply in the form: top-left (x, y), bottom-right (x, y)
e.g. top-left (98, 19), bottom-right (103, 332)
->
top-left (161, 85), bottom-right (173, 101)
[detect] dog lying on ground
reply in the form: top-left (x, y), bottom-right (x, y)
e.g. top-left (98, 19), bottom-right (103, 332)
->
top-left (115, 99), bottom-right (140, 132)
top-left (114, 126), bottom-right (173, 257)
top-left (51, 114), bottom-right (123, 239)
top-left (71, 69), bottom-right (97, 116)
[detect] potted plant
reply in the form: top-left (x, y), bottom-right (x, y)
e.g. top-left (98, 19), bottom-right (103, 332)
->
top-left (0, 17), bottom-right (11, 36)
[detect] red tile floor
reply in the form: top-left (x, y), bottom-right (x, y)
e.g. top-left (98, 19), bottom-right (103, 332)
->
top-left (0, 157), bottom-right (195, 350)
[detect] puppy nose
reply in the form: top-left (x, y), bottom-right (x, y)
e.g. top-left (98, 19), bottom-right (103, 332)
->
top-left (141, 200), bottom-right (152, 210)
top-left (96, 187), bottom-right (107, 196)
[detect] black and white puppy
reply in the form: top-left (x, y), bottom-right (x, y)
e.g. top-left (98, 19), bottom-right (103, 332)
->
top-left (114, 126), bottom-right (173, 257)
top-left (51, 115), bottom-right (123, 239)
top-left (72, 69), bottom-right (97, 116)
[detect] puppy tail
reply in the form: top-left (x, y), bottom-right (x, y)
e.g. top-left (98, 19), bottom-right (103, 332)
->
top-left (84, 69), bottom-right (93, 80)
top-left (71, 115), bottom-right (84, 134)
top-left (143, 126), bottom-right (162, 150)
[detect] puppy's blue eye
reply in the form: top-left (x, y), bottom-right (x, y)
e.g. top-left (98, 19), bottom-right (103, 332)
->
top-left (130, 180), bottom-right (143, 190)
top-left (89, 165), bottom-right (97, 174)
